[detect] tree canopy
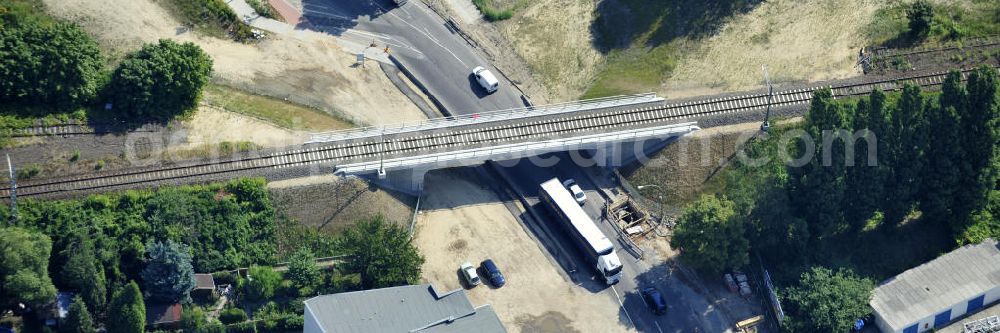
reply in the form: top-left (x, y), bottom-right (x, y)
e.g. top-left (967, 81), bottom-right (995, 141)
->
top-left (107, 39), bottom-right (212, 120)
top-left (286, 248), bottom-right (321, 295)
top-left (141, 240), bottom-right (196, 303)
top-left (783, 267), bottom-right (874, 332)
top-left (61, 295), bottom-right (96, 333)
top-left (0, 21), bottom-right (103, 109)
top-left (0, 227), bottom-right (57, 311)
top-left (59, 233), bottom-right (107, 316)
top-left (339, 215), bottom-right (424, 289)
top-left (245, 266), bottom-right (282, 301)
top-left (107, 281), bottom-right (145, 333)
top-left (670, 195), bottom-right (749, 274)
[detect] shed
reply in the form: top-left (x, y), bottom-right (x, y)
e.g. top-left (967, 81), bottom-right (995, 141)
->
top-left (192, 274), bottom-right (216, 300)
top-left (146, 303), bottom-right (183, 329)
top-left (870, 238), bottom-right (1000, 333)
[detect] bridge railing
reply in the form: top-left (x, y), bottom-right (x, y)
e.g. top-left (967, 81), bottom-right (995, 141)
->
top-left (334, 122), bottom-right (699, 173)
top-left (307, 93), bottom-right (662, 144)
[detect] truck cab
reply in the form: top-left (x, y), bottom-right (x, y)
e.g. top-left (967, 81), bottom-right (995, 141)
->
top-left (598, 252), bottom-right (623, 284)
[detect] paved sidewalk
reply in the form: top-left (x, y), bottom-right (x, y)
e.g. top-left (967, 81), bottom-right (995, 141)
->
top-left (224, 0), bottom-right (391, 64)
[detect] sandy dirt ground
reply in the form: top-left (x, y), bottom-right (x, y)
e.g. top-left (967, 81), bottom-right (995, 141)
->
top-left (413, 169), bottom-right (633, 333)
top-left (491, 0), bottom-right (603, 102)
top-left (179, 106), bottom-right (307, 149)
top-left (664, 0), bottom-right (880, 98)
top-left (268, 175), bottom-right (416, 233)
top-left (43, 0), bottom-right (425, 127)
top-left (457, 0), bottom-right (886, 101)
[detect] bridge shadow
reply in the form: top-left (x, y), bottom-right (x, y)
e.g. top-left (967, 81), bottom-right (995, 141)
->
top-left (590, 0), bottom-right (763, 53)
top-left (297, 0), bottom-right (395, 35)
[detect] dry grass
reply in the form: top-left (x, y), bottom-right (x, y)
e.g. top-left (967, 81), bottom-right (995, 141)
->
top-left (268, 175), bottom-right (415, 234)
top-left (202, 84), bottom-right (353, 132)
top-left (665, 0), bottom-right (882, 97)
top-left (497, 0), bottom-right (603, 101)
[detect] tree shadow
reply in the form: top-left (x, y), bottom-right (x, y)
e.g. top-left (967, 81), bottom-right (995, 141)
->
top-left (590, 0), bottom-right (764, 53)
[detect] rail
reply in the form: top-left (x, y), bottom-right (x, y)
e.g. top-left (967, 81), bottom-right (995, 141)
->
top-left (306, 93), bottom-right (661, 143)
top-left (3, 67), bottom-right (994, 198)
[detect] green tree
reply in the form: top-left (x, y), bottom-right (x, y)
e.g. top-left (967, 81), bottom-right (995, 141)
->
top-left (108, 39), bottom-right (212, 120)
top-left (920, 104), bottom-right (964, 225)
top-left (955, 66), bottom-right (1000, 240)
top-left (670, 195), bottom-right (749, 274)
top-left (60, 234), bottom-right (107, 316)
top-left (791, 89), bottom-right (851, 238)
top-left (61, 296), bottom-right (96, 333)
top-left (0, 227), bottom-right (57, 311)
top-left (845, 90), bottom-right (888, 228)
top-left (107, 281), bottom-right (146, 333)
top-left (180, 306), bottom-right (207, 332)
top-left (245, 266), bottom-right (282, 301)
top-left (883, 84), bottom-right (927, 224)
top-left (286, 248), bottom-right (321, 294)
top-left (339, 215), bottom-right (425, 289)
top-left (783, 267), bottom-right (874, 332)
top-left (906, 0), bottom-right (934, 38)
top-left (0, 22), bottom-right (103, 108)
top-left (141, 240), bottom-right (196, 303)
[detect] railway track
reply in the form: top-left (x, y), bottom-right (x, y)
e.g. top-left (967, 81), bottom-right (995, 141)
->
top-left (1, 68), bottom-right (992, 198)
top-left (8, 122), bottom-right (161, 137)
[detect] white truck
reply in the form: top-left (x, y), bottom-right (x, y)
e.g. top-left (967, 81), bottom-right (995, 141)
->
top-left (539, 178), bottom-right (623, 285)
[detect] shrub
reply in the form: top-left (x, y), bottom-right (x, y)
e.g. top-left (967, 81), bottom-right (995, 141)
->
top-left (224, 321), bottom-right (256, 333)
top-left (0, 21), bottom-right (103, 109)
top-left (245, 266), bottom-right (281, 301)
top-left (218, 308), bottom-right (247, 325)
top-left (107, 39), bottom-right (212, 121)
top-left (906, 0), bottom-right (934, 37)
top-left (471, 0), bottom-right (513, 21)
top-left (213, 271), bottom-right (236, 285)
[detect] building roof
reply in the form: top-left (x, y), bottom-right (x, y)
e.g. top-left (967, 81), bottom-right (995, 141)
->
top-left (194, 274), bottom-right (215, 290)
top-left (304, 284), bottom-right (506, 333)
top-left (871, 238), bottom-right (1000, 330)
top-left (146, 303), bottom-right (183, 325)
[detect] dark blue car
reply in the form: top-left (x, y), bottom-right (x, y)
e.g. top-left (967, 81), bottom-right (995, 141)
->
top-left (642, 287), bottom-right (667, 315)
top-left (481, 259), bottom-right (506, 287)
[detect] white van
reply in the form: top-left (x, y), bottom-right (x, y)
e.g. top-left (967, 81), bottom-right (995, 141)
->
top-left (472, 66), bottom-right (499, 94)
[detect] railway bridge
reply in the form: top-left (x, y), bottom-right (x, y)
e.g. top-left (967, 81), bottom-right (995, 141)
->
top-left (0, 69), bottom-right (964, 197)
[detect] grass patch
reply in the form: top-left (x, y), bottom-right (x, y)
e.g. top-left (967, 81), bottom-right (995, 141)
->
top-left (246, 0), bottom-right (281, 21)
top-left (158, 0), bottom-right (255, 41)
top-left (867, 1), bottom-right (1000, 47)
top-left (471, 0), bottom-right (529, 22)
top-left (0, 0), bottom-right (58, 28)
top-left (584, 0), bottom-right (760, 98)
top-left (583, 43), bottom-right (680, 99)
top-left (202, 84), bottom-right (353, 131)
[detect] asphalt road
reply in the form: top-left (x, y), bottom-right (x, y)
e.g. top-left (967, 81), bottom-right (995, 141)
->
top-left (301, 0), bottom-right (526, 115)
top-left (495, 153), bottom-right (732, 333)
top-left (303, 1), bottom-right (730, 331)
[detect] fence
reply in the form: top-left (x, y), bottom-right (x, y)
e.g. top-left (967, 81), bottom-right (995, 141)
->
top-left (307, 93), bottom-right (662, 143)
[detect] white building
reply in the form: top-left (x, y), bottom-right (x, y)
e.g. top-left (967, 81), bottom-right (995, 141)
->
top-left (870, 238), bottom-right (1000, 333)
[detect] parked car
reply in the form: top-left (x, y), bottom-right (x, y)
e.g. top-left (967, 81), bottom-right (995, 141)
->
top-left (460, 262), bottom-right (481, 286)
top-left (472, 66), bottom-right (499, 94)
top-left (562, 179), bottom-right (586, 205)
top-left (480, 259), bottom-right (506, 287)
top-left (642, 287), bottom-right (667, 315)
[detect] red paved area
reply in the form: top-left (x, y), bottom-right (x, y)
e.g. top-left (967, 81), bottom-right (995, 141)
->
top-left (267, 0), bottom-right (306, 27)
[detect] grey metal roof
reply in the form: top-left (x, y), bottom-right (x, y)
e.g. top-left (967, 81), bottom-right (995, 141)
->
top-left (870, 238), bottom-right (1000, 330)
top-left (304, 284), bottom-right (506, 333)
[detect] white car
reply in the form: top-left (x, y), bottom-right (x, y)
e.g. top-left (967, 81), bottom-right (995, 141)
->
top-left (562, 179), bottom-right (586, 205)
top-left (460, 262), bottom-right (481, 286)
top-left (472, 66), bottom-right (499, 94)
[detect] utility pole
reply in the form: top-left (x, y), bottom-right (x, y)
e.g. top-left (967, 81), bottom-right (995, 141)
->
top-left (761, 65), bottom-right (773, 132)
top-left (378, 126), bottom-right (387, 179)
top-left (6, 154), bottom-right (16, 223)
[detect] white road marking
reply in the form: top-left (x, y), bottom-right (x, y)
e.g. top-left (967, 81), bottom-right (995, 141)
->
top-left (654, 321), bottom-right (664, 333)
top-left (379, 1), bottom-right (468, 67)
top-left (610, 285), bottom-right (636, 328)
